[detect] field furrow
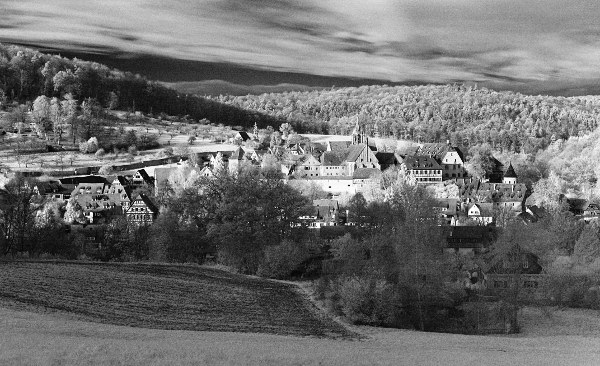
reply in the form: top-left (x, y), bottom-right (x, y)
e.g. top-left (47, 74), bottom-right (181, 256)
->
top-left (0, 261), bottom-right (352, 338)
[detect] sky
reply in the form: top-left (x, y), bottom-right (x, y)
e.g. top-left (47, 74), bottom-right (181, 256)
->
top-left (1, 0), bottom-right (600, 95)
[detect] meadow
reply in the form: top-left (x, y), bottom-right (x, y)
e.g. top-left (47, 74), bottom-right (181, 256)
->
top-left (1, 262), bottom-right (600, 365)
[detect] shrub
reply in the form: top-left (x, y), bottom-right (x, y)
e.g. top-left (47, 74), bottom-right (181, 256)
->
top-left (336, 275), bottom-right (399, 326)
top-left (257, 240), bottom-right (310, 279)
top-left (98, 164), bottom-right (114, 175)
top-left (128, 145), bottom-right (138, 156)
top-left (161, 146), bottom-right (174, 157)
top-left (79, 137), bottom-right (99, 154)
top-left (95, 148), bottom-right (105, 159)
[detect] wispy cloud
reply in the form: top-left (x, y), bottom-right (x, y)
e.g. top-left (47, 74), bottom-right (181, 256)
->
top-left (1, 0), bottom-right (600, 90)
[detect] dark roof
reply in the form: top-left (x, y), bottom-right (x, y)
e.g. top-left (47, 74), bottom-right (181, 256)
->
top-left (137, 169), bottom-right (154, 185)
top-left (320, 151), bottom-right (346, 166)
top-left (353, 168), bottom-right (382, 180)
top-left (345, 144), bottom-right (367, 163)
top-left (375, 152), bottom-right (397, 166)
top-left (59, 175), bottom-right (110, 186)
top-left (417, 143), bottom-right (452, 160)
top-left (504, 163), bottom-right (517, 178)
top-left (436, 198), bottom-right (458, 216)
top-left (116, 176), bottom-right (129, 187)
top-left (138, 194), bottom-right (159, 214)
top-left (236, 131), bottom-right (251, 141)
top-left (230, 147), bottom-right (245, 160)
top-left (446, 226), bottom-right (497, 249)
top-left (35, 181), bottom-right (66, 194)
top-left (403, 155), bottom-right (442, 170)
top-left (449, 178), bottom-right (527, 203)
top-left (396, 145), bottom-right (419, 157)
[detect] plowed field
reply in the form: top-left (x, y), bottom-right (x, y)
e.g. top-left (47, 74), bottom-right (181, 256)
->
top-left (0, 261), bottom-right (352, 338)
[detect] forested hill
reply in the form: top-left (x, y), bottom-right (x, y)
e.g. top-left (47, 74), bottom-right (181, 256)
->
top-left (0, 44), bottom-right (278, 129)
top-left (214, 85), bottom-right (600, 154)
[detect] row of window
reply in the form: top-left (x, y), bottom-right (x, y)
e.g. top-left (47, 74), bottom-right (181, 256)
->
top-left (414, 170), bottom-right (442, 175)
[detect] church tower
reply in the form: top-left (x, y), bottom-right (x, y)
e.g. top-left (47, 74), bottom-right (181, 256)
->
top-left (503, 162), bottom-right (518, 184)
top-left (253, 122), bottom-right (259, 140)
top-left (351, 119), bottom-right (367, 145)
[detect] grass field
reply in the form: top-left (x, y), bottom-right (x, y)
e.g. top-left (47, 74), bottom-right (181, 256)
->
top-left (1, 262), bottom-right (600, 365)
top-left (0, 261), bottom-right (352, 338)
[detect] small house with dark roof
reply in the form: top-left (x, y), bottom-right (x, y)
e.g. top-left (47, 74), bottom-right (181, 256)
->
top-left (503, 163), bottom-right (518, 184)
top-left (435, 198), bottom-right (459, 225)
top-left (132, 169), bottom-right (154, 187)
top-left (417, 142), bottom-right (465, 180)
top-left (126, 194), bottom-right (159, 227)
top-left (299, 199), bottom-right (341, 228)
top-left (228, 146), bottom-right (246, 174)
top-left (401, 155), bottom-right (442, 184)
top-left (445, 226), bottom-right (497, 255)
top-left (295, 154), bottom-right (322, 178)
top-left (33, 181), bottom-right (71, 201)
top-left (466, 203), bottom-right (494, 226)
top-left (234, 131), bottom-right (251, 142)
top-left (580, 202), bottom-right (600, 222)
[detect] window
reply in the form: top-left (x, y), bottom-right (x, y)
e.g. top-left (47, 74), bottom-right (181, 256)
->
top-left (522, 257), bottom-right (529, 269)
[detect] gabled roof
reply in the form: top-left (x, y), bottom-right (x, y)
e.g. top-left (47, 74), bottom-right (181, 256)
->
top-left (235, 131), bottom-right (251, 141)
top-left (230, 146), bottom-right (245, 160)
top-left (298, 154), bottom-right (321, 166)
top-left (504, 162), bottom-right (517, 178)
top-left (345, 144), bottom-right (367, 163)
top-left (136, 169), bottom-right (154, 185)
top-left (116, 176), bottom-right (129, 187)
top-left (402, 155), bottom-right (442, 170)
top-left (138, 194), bottom-right (159, 214)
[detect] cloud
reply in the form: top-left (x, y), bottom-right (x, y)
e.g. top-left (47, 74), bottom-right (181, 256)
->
top-left (1, 0), bottom-right (600, 91)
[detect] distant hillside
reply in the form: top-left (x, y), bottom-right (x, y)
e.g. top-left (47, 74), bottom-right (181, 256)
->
top-left (0, 43), bottom-right (280, 130)
top-left (214, 84), bottom-right (600, 154)
top-left (164, 80), bottom-right (325, 96)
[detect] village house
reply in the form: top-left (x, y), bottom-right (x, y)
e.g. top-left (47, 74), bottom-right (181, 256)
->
top-left (299, 199), bottom-right (342, 228)
top-left (417, 142), bottom-right (466, 180)
top-left (400, 155), bottom-right (443, 184)
top-left (464, 203), bottom-right (494, 226)
top-left (131, 169), bottom-right (155, 188)
top-left (33, 180), bottom-right (71, 201)
top-left (69, 177), bottom-right (134, 224)
top-left (125, 194), bottom-right (159, 227)
top-left (295, 154), bottom-right (322, 178)
top-left (445, 226), bottom-right (497, 255)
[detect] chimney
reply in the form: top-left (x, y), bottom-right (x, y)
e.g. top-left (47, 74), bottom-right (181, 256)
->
top-left (446, 139), bottom-right (450, 146)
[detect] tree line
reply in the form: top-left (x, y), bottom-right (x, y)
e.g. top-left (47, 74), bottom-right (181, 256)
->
top-left (215, 84), bottom-right (600, 154)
